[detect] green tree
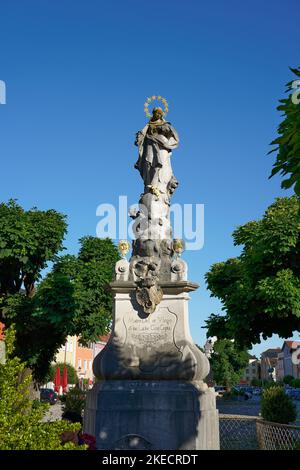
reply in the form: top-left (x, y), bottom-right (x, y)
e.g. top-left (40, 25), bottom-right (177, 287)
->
top-left (209, 339), bottom-right (249, 390)
top-left (0, 200), bottom-right (69, 381)
top-left (269, 67), bottom-right (300, 196)
top-left (0, 201), bottom-right (119, 382)
top-left (205, 197), bottom-right (300, 349)
top-left (51, 236), bottom-right (119, 345)
top-left (5, 276), bottom-right (76, 382)
top-left (0, 326), bottom-right (85, 450)
top-left (0, 199), bottom-right (67, 302)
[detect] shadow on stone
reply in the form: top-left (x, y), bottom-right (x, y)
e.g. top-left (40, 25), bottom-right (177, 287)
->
top-left (85, 379), bottom-right (219, 450)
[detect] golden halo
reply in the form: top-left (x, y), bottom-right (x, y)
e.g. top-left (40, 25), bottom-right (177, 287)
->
top-left (144, 95), bottom-right (169, 119)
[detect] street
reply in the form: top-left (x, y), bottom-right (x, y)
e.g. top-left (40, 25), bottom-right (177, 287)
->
top-left (217, 397), bottom-right (300, 426)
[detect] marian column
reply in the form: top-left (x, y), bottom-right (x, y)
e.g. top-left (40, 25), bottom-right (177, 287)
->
top-left (84, 97), bottom-right (220, 450)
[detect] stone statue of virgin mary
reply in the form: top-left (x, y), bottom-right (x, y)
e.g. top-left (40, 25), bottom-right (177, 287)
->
top-left (134, 107), bottom-right (179, 196)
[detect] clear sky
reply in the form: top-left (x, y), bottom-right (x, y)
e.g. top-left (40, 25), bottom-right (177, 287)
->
top-left (0, 0), bottom-right (299, 357)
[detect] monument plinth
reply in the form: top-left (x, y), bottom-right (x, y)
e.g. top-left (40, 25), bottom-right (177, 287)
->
top-left (84, 98), bottom-right (219, 450)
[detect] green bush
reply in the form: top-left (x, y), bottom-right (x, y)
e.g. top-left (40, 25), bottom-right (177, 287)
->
top-left (0, 326), bottom-right (86, 450)
top-left (261, 386), bottom-right (297, 424)
top-left (62, 386), bottom-right (87, 416)
top-left (283, 375), bottom-right (294, 385)
top-left (251, 378), bottom-right (261, 387)
top-left (292, 378), bottom-right (300, 388)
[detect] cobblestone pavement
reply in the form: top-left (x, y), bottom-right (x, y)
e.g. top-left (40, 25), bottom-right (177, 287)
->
top-left (42, 401), bottom-right (63, 422)
top-left (217, 397), bottom-right (300, 426)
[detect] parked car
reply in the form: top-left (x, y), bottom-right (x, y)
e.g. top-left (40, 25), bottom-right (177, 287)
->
top-left (40, 388), bottom-right (58, 405)
top-left (292, 390), bottom-right (300, 401)
top-left (232, 386), bottom-right (253, 400)
top-left (214, 386), bottom-right (226, 397)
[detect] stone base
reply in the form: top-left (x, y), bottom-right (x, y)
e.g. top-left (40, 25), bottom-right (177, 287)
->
top-left (83, 380), bottom-right (219, 450)
top-left (93, 289), bottom-right (210, 382)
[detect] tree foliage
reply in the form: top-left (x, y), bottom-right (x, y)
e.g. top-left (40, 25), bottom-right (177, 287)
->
top-left (62, 386), bottom-right (87, 416)
top-left (209, 339), bottom-right (249, 390)
top-left (205, 196), bottom-right (300, 348)
top-left (269, 67), bottom-right (300, 196)
top-left (51, 236), bottom-right (119, 345)
top-left (0, 327), bottom-right (85, 450)
top-left (0, 199), bottom-right (67, 301)
top-left (0, 200), bottom-right (119, 382)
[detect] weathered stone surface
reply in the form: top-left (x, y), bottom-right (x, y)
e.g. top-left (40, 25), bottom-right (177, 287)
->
top-left (83, 380), bottom-right (220, 450)
top-left (171, 258), bottom-right (187, 281)
top-left (115, 259), bottom-right (129, 281)
top-left (93, 288), bottom-right (209, 381)
top-left (84, 107), bottom-right (219, 450)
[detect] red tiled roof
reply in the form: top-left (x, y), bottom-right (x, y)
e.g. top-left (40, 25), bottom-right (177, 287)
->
top-left (261, 348), bottom-right (281, 358)
top-left (284, 340), bottom-right (300, 349)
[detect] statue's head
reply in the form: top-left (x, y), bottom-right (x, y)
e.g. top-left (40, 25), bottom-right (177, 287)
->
top-left (151, 107), bottom-right (164, 121)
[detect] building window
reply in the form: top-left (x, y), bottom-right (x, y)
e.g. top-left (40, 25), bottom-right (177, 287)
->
top-left (84, 360), bottom-right (87, 370)
top-left (89, 361), bottom-right (92, 370)
top-left (78, 342), bottom-right (93, 349)
top-left (78, 359), bottom-right (81, 369)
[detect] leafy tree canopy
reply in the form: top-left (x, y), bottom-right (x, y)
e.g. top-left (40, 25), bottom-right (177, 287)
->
top-left (209, 339), bottom-right (249, 390)
top-left (51, 236), bottom-right (119, 345)
top-left (269, 67), bottom-right (300, 196)
top-left (0, 201), bottom-right (119, 382)
top-left (0, 199), bottom-right (67, 300)
top-left (205, 196), bottom-right (300, 349)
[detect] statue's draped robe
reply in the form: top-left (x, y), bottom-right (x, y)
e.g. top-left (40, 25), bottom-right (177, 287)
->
top-left (135, 120), bottom-right (179, 194)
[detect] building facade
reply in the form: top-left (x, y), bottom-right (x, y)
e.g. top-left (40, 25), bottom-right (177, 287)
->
top-left (276, 340), bottom-right (300, 380)
top-left (260, 348), bottom-right (281, 382)
top-left (55, 335), bottom-right (77, 366)
top-left (241, 356), bottom-right (261, 385)
top-left (53, 334), bottom-right (110, 385)
top-left (276, 351), bottom-right (285, 382)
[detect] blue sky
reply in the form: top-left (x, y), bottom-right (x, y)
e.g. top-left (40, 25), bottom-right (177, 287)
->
top-left (0, 0), bottom-right (299, 357)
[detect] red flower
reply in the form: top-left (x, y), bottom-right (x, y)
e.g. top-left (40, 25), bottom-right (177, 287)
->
top-left (80, 433), bottom-right (97, 450)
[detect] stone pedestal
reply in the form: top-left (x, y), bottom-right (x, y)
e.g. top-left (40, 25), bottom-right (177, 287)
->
top-left (84, 380), bottom-right (219, 450)
top-left (83, 281), bottom-right (220, 450)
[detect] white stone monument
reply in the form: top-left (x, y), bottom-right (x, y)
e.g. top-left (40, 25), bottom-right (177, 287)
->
top-left (84, 97), bottom-right (219, 450)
